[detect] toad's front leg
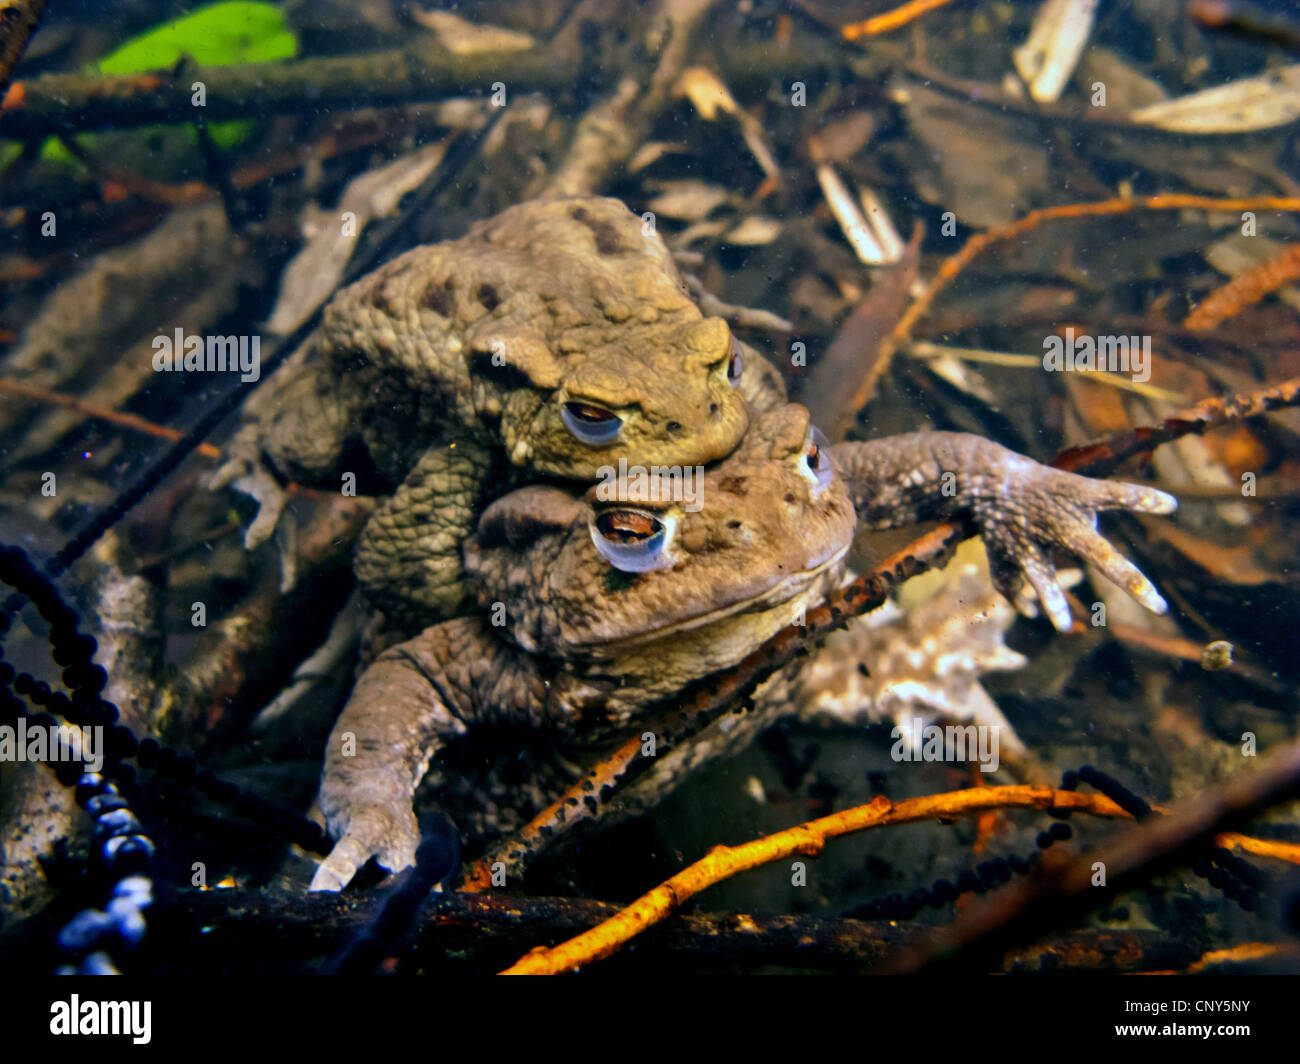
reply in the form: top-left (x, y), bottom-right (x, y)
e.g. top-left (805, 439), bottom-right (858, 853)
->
top-left (832, 433), bottom-right (1177, 632)
top-left (354, 439), bottom-right (496, 631)
top-left (310, 620), bottom-right (492, 892)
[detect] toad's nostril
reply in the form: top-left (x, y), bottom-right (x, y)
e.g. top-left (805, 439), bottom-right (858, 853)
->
top-left (709, 403), bottom-right (719, 416)
top-left (727, 520), bottom-right (741, 529)
top-left (667, 420), bottom-right (683, 433)
top-left (784, 493), bottom-right (796, 504)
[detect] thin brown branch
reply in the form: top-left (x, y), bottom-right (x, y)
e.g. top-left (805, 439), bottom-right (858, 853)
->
top-left (0, 33), bottom-right (848, 141)
top-left (0, 377), bottom-right (222, 457)
top-left (1185, 241), bottom-right (1300, 331)
top-left (850, 195), bottom-right (1300, 416)
top-left (1053, 374), bottom-right (1300, 477)
top-left (0, 42), bottom-right (562, 138)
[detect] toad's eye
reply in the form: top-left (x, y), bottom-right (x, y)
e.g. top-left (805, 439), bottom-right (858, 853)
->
top-left (727, 338), bottom-right (744, 387)
top-left (798, 426), bottom-right (834, 498)
top-left (563, 402), bottom-right (622, 446)
top-left (591, 509), bottom-right (675, 572)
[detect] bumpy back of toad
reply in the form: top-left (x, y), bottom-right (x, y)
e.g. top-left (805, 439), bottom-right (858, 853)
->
top-left (321, 194), bottom-right (752, 482)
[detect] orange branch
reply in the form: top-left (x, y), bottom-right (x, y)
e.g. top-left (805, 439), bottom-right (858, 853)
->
top-left (842, 0), bottom-right (956, 39)
top-left (1186, 943), bottom-right (1300, 972)
top-left (1214, 832), bottom-right (1300, 865)
top-left (850, 194), bottom-right (1300, 416)
top-left (498, 777), bottom-right (1300, 974)
top-left (500, 785), bottom-right (1128, 975)
top-left (1184, 241), bottom-right (1300, 331)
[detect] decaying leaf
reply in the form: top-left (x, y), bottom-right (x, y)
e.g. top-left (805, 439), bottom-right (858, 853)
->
top-left (724, 216), bottom-right (783, 246)
top-left (809, 111), bottom-right (878, 163)
top-left (891, 77), bottom-right (1050, 227)
top-left (1075, 46), bottom-right (1169, 110)
top-left (673, 65), bottom-right (742, 122)
top-left (628, 141), bottom-right (687, 173)
top-left (647, 180), bottom-right (734, 221)
top-left (672, 65), bottom-right (780, 179)
top-left (909, 343), bottom-right (1001, 406)
top-left (1130, 64), bottom-right (1300, 133)
top-left (267, 142), bottom-right (448, 335)
top-left (1012, 0), bottom-right (1100, 103)
top-left (410, 8), bottom-right (536, 53)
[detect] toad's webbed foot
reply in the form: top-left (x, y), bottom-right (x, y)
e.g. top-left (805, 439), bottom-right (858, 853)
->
top-left (833, 433), bottom-right (1177, 632)
top-left (975, 462), bottom-right (1175, 632)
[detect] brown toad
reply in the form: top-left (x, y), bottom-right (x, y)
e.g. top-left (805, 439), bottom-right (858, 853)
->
top-left (309, 405), bottom-right (1175, 891)
top-left (212, 195), bottom-right (768, 630)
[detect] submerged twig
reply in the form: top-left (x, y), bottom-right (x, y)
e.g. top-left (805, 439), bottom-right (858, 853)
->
top-left (1053, 374), bottom-right (1300, 477)
top-left (842, 0), bottom-right (955, 39)
top-left (501, 786), bottom-right (1132, 974)
top-left (851, 194), bottom-right (1300, 417)
top-left (880, 737), bottom-right (1300, 972)
top-left (0, 41), bottom-right (561, 138)
top-left (0, 377), bottom-right (222, 458)
top-left (1, 886), bottom-right (1206, 973)
top-left (1185, 241), bottom-right (1300, 331)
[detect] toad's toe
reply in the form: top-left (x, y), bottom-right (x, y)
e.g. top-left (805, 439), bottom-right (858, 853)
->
top-left (309, 808), bottom-right (419, 892)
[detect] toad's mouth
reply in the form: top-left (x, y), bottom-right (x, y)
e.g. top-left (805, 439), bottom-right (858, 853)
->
top-left (565, 541), bottom-right (851, 653)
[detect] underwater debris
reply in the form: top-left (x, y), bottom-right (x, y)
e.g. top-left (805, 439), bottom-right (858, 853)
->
top-left (1201, 639), bottom-right (1235, 671)
top-left (778, 558), bottom-right (1031, 759)
top-left (1185, 241), bottom-right (1300, 332)
top-left (1130, 64), bottom-right (1300, 133)
top-left (815, 161), bottom-right (905, 266)
top-left (1012, 0), bottom-right (1099, 103)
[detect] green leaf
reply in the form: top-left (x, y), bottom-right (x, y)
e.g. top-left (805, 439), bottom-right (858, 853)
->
top-left (13, 4), bottom-right (299, 174)
top-left (97, 1), bottom-right (297, 74)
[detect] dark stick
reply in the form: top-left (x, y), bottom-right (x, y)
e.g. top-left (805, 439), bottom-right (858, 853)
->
top-left (0, 42), bottom-right (558, 138)
top-left (0, 887), bottom-right (1204, 974)
top-left (879, 737), bottom-right (1300, 973)
top-left (0, 38), bottom-right (846, 139)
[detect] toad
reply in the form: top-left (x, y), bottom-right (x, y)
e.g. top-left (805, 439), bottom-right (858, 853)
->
top-left (309, 405), bottom-right (1175, 891)
top-left (212, 195), bottom-right (762, 630)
